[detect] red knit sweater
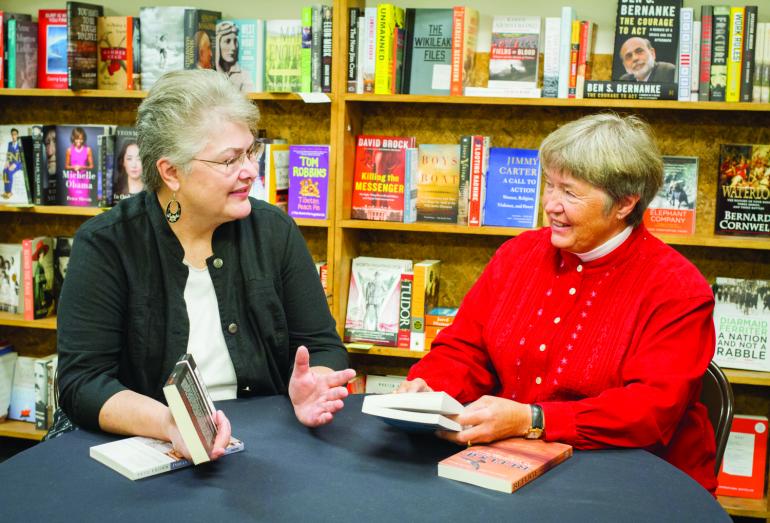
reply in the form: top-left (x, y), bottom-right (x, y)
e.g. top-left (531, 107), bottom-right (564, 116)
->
top-left (409, 225), bottom-right (717, 493)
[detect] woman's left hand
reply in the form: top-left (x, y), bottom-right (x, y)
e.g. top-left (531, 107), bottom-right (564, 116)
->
top-left (437, 395), bottom-right (532, 446)
top-left (289, 345), bottom-right (357, 427)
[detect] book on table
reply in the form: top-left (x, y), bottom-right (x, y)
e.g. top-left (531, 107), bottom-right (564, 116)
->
top-left (438, 438), bottom-right (573, 493)
top-left (362, 391), bottom-right (464, 432)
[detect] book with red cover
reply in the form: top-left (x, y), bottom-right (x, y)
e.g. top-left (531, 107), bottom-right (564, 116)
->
top-left (438, 438), bottom-right (573, 493)
top-left (38, 10), bottom-right (68, 89)
top-left (716, 415), bottom-right (768, 499)
top-left (351, 134), bottom-right (415, 222)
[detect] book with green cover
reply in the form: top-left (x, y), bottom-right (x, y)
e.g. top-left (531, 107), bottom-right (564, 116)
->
top-left (265, 19), bottom-right (301, 92)
top-left (403, 8), bottom-right (452, 95)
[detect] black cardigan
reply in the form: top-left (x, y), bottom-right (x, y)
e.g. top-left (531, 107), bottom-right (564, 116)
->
top-left (57, 191), bottom-right (348, 430)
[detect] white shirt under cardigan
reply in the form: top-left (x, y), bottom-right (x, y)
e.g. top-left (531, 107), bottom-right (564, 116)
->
top-left (183, 261), bottom-right (238, 401)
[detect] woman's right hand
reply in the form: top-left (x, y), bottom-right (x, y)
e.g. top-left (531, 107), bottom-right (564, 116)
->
top-left (396, 377), bottom-right (433, 393)
top-left (163, 407), bottom-right (232, 461)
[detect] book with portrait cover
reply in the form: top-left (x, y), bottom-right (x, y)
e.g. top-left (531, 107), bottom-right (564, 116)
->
top-left (139, 7), bottom-right (188, 91)
top-left (712, 277), bottom-right (770, 373)
top-left (216, 19), bottom-right (265, 93)
top-left (643, 156), bottom-right (698, 236)
top-left (264, 19), bottom-right (302, 92)
top-left (53, 236), bottom-right (73, 304)
top-left (714, 144), bottom-right (770, 238)
top-left (96, 16), bottom-right (140, 90)
top-left (7, 19), bottom-right (38, 89)
top-left (716, 414), bottom-right (769, 499)
top-left (66, 1), bottom-right (104, 90)
top-left (344, 256), bottom-right (412, 346)
top-left (352, 134), bottom-right (415, 222)
top-left (438, 438), bottom-right (573, 493)
top-left (22, 236), bottom-right (55, 321)
top-left (402, 8), bottom-right (453, 95)
top-left (416, 144), bottom-right (461, 223)
top-left (183, 9), bottom-right (221, 71)
top-left (482, 148), bottom-right (540, 228)
top-left (0, 344), bottom-right (18, 422)
top-left (112, 126), bottom-right (141, 203)
top-left (54, 124), bottom-right (113, 207)
top-left (488, 16), bottom-right (541, 91)
top-left (0, 243), bottom-right (24, 314)
top-left (612, 0), bottom-right (681, 82)
top-left (90, 436), bottom-right (244, 481)
top-left (0, 125), bottom-right (34, 205)
top-left (38, 10), bottom-right (68, 89)
top-left (288, 144), bottom-right (329, 220)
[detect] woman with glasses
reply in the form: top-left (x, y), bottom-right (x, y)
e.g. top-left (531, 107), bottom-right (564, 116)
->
top-left (398, 113), bottom-right (719, 494)
top-left (56, 70), bottom-right (354, 460)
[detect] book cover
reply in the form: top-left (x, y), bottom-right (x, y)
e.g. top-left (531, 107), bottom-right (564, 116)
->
top-left (438, 438), bottom-right (573, 493)
top-left (264, 19), bottom-right (301, 93)
top-left (364, 374), bottom-right (405, 394)
top-left (449, 6), bottom-right (478, 96)
top-left (373, 4), bottom-right (401, 95)
top-left (410, 260), bottom-right (440, 352)
top-left (712, 277), bottom-right (770, 372)
top-left (53, 236), bottom-right (74, 304)
top-left (715, 144), bottom-right (770, 237)
top-left (0, 125), bottom-right (33, 204)
top-left (66, 1), bottom-right (104, 90)
top-left (112, 126), bottom-right (141, 202)
top-left (90, 435), bottom-right (244, 481)
top-left (287, 144), bottom-right (329, 220)
top-left (403, 8), bottom-right (452, 95)
top-left (34, 353), bottom-right (56, 430)
top-left (351, 134), bottom-right (414, 222)
top-left (8, 19), bottom-right (38, 89)
top-left (725, 7), bottom-right (744, 103)
top-left (710, 6), bottom-right (730, 101)
top-left (22, 237), bottom-right (55, 321)
top-left (583, 80), bottom-right (677, 100)
top-left (1, 13), bottom-right (33, 88)
top-left (483, 148), bottom-right (540, 228)
top-left (216, 19), bottom-right (265, 93)
top-left (0, 243), bottom-right (24, 314)
top-left (426, 306), bottom-right (458, 327)
top-left (642, 156), bottom-right (698, 236)
top-left (139, 7), bottom-right (188, 91)
top-left (416, 144), bottom-right (461, 223)
top-left (716, 415), bottom-right (768, 499)
top-left (184, 9), bottom-right (221, 71)
top-left (488, 16), bottom-right (541, 91)
top-left (300, 7), bottom-right (312, 92)
top-left (344, 256), bottom-right (412, 346)
top-left (0, 347), bottom-right (18, 421)
top-left (612, 0), bottom-right (681, 82)
top-left (541, 17), bottom-right (561, 98)
top-left (264, 142), bottom-right (290, 211)
top-left (162, 353), bottom-right (217, 465)
top-left (96, 16), bottom-right (139, 90)
top-left (397, 272), bottom-right (413, 349)
top-left (38, 9), bottom-right (68, 89)
top-left (9, 355), bottom-right (35, 421)
top-left (33, 126), bottom-right (58, 205)
top-left (55, 124), bottom-right (111, 207)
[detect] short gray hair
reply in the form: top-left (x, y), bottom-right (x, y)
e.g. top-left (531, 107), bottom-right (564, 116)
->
top-left (136, 69), bottom-right (260, 192)
top-left (539, 112), bottom-right (663, 227)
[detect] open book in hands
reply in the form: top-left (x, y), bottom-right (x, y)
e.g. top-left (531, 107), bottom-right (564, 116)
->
top-left (361, 391), bottom-right (465, 431)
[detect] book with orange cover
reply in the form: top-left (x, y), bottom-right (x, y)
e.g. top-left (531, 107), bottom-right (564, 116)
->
top-left (438, 438), bottom-right (573, 493)
top-left (716, 415), bottom-right (768, 499)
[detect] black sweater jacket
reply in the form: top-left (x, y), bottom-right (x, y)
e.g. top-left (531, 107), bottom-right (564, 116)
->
top-left (57, 191), bottom-right (348, 430)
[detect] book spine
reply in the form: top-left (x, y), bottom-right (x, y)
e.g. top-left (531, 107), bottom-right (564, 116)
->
top-left (47, 356), bottom-right (57, 423)
top-left (691, 21), bottom-right (701, 100)
top-left (300, 7), bottom-right (313, 93)
top-left (363, 8), bottom-right (377, 93)
top-left (752, 22), bottom-right (766, 103)
top-left (449, 7), bottom-right (465, 96)
top-left (740, 6), bottom-right (758, 103)
top-left (575, 21), bottom-right (591, 99)
top-left (126, 17), bottom-right (135, 91)
top-left (34, 357), bottom-right (49, 430)
top-left (356, 16), bottom-right (366, 93)
top-left (397, 272), bottom-right (413, 349)
top-left (183, 9), bottom-right (196, 70)
top-left (678, 8), bottom-right (694, 102)
top-left (403, 147), bottom-right (418, 223)
top-left (22, 239), bottom-right (33, 320)
top-left (710, 7), bottom-right (730, 101)
top-left (374, 4), bottom-right (395, 94)
top-left (321, 5), bottom-right (333, 93)
top-left (8, 19), bottom-right (17, 88)
top-left (400, 8), bottom-right (415, 94)
top-left (347, 8), bottom-right (360, 93)
top-left (699, 6), bottom-right (713, 102)
top-left (457, 135), bottom-right (472, 225)
top-left (468, 135), bottom-right (484, 227)
top-left (567, 20), bottom-right (580, 99)
top-left (542, 17), bottom-right (561, 98)
top-left (725, 7), bottom-right (744, 103)
top-left (763, 24), bottom-right (770, 103)
top-left (409, 264), bottom-right (427, 351)
top-left (557, 7), bottom-right (575, 98)
top-left (0, 12), bottom-right (5, 88)
top-left (311, 6), bottom-right (323, 92)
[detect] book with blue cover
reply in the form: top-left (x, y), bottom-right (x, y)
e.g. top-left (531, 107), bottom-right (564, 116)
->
top-left (482, 148), bottom-right (540, 228)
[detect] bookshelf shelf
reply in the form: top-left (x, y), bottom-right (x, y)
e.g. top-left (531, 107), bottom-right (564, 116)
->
top-left (723, 369), bottom-right (770, 387)
top-left (346, 345), bottom-right (427, 359)
top-left (0, 420), bottom-right (46, 441)
top-left (718, 495), bottom-right (769, 519)
top-left (294, 218), bottom-right (331, 228)
top-left (0, 313), bottom-right (56, 330)
top-left (0, 88), bottom-right (332, 103)
top-left (0, 205), bottom-right (107, 216)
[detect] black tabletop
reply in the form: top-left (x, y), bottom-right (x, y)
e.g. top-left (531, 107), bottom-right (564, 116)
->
top-left (1, 394), bottom-right (728, 522)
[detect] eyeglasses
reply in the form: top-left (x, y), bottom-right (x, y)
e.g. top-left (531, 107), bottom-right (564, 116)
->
top-left (192, 139), bottom-right (264, 175)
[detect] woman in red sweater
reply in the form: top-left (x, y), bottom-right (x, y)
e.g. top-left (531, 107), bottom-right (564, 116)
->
top-left (401, 112), bottom-right (717, 493)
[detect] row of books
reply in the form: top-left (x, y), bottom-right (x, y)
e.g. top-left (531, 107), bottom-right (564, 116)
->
top-left (344, 256), bottom-right (458, 352)
top-left (0, 345), bottom-right (58, 431)
top-left (0, 4), bottom-right (335, 93)
top-left (344, 2), bottom-right (769, 103)
top-left (0, 236), bottom-right (71, 321)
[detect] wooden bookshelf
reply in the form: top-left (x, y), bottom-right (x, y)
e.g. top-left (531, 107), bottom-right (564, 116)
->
top-left (0, 313), bottom-right (56, 330)
top-left (0, 205), bottom-right (106, 216)
top-left (0, 88), bottom-right (333, 103)
top-left (718, 495), bottom-right (770, 519)
top-left (0, 420), bottom-right (46, 441)
top-left (346, 345), bottom-right (428, 359)
top-left (724, 369), bottom-right (770, 387)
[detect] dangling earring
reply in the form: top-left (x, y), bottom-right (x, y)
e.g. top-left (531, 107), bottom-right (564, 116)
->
top-left (165, 193), bottom-right (181, 223)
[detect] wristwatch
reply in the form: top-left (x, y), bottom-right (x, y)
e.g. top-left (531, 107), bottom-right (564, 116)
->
top-left (524, 404), bottom-right (544, 439)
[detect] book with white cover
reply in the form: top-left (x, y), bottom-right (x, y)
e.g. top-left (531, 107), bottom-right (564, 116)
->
top-left (362, 391), bottom-right (464, 431)
top-left (90, 435), bottom-right (244, 481)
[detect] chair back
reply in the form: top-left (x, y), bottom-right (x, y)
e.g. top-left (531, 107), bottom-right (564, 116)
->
top-left (700, 361), bottom-right (734, 475)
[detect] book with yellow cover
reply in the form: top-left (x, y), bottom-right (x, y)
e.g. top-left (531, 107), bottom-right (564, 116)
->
top-left (416, 144), bottom-right (461, 223)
